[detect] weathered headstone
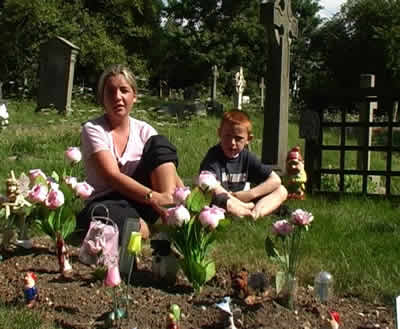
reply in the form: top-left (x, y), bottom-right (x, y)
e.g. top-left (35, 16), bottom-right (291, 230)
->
top-left (233, 67), bottom-right (246, 110)
top-left (261, 0), bottom-right (298, 174)
top-left (37, 36), bottom-right (79, 114)
top-left (211, 65), bottom-right (219, 102)
top-left (259, 77), bottom-right (265, 110)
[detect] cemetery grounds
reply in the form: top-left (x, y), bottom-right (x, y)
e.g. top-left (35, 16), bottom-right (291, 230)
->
top-left (0, 97), bottom-right (398, 329)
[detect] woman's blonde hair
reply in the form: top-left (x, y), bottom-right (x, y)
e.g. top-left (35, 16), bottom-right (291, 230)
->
top-left (97, 64), bottom-right (137, 106)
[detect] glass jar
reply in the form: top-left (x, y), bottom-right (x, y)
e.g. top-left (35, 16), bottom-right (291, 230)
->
top-left (314, 271), bottom-right (333, 303)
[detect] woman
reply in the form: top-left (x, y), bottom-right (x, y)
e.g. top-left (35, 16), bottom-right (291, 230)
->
top-left (78, 64), bottom-right (183, 239)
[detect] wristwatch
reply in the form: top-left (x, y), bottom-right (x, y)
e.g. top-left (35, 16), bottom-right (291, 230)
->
top-left (145, 190), bottom-right (153, 201)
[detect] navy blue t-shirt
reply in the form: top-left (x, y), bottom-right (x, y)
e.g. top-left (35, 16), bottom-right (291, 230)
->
top-left (200, 144), bottom-right (272, 192)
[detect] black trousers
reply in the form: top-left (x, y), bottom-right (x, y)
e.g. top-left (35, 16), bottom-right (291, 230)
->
top-left (77, 135), bottom-right (179, 235)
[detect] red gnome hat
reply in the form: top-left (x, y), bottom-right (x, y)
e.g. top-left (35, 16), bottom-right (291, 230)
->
top-left (287, 146), bottom-right (303, 162)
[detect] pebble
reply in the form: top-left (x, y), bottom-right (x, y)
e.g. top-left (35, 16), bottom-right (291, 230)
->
top-left (200, 306), bottom-right (206, 311)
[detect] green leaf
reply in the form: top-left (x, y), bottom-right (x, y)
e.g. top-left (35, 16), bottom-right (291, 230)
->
top-left (265, 236), bottom-right (278, 258)
top-left (61, 216), bottom-right (76, 240)
top-left (51, 171), bottom-right (60, 183)
top-left (275, 271), bottom-right (286, 295)
top-left (204, 261), bottom-right (216, 282)
top-left (186, 186), bottom-right (212, 213)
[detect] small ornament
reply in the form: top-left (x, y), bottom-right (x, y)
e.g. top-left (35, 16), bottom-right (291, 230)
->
top-left (167, 304), bottom-right (180, 329)
top-left (323, 311), bottom-right (340, 329)
top-left (23, 272), bottom-right (38, 308)
top-left (215, 297), bottom-right (237, 329)
top-left (56, 233), bottom-right (72, 276)
top-left (285, 146), bottom-right (307, 200)
top-left (151, 235), bottom-right (178, 285)
top-left (314, 271), bottom-right (334, 303)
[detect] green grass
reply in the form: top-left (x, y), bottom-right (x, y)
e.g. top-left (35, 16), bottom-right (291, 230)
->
top-left (1, 97), bottom-right (400, 328)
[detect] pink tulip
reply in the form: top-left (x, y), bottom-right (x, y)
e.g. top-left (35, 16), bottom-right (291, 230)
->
top-left (28, 169), bottom-right (47, 185)
top-left (272, 219), bottom-right (293, 236)
top-left (198, 171), bottom-right (219, 191)
top-left (198, 205), bottom-right (225, 230)
top-left (44, 188), bottom-right (64, 209)
top-left (65, 147), bottom-right (82, 164)
top-left (27, 184), bottom-right (48, 203)
top-left (64, 176), bottom-right (78, 189)
top-left (291, 209), bottom-right (313, 227)
top-left (104, 265), bottom-right (121, 287)
top-left (75, 181), bottom-right (94, 200)
top-left (173, 186), bottom-right (191, 205)
top-left (166, 205), bottom-right (191, 227)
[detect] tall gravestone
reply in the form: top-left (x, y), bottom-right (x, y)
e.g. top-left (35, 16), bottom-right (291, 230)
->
top-left (261, 0), bottom-right (298, 174)
top-left (37, 36), bottom-right (79, 114)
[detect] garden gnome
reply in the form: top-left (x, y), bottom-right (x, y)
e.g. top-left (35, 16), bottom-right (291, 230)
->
top-left (285, 146), bottom-right (307, 200)
top-left (23, 272), bottom-right (38, 308)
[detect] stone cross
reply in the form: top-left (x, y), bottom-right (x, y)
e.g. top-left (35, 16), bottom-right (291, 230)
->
top-left (259, 77), bottom-right (266, 110)
top-left (233, 66), bottom-right (246, 110)
top-left (211, 65), bottom-right (219, 101)
top-left (261, 0), bottom-right (298, 174)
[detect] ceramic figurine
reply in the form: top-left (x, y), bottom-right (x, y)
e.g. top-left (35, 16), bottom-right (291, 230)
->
top-left (23, 272), bottom-right (38, 308)
top-left (166, 304), bottom-right (180, 329)
top-left (215, 297), bottom-right (237, 329)
top-left (151, 237), bottom-right (178, 285)
top-left (285, 146), bottom-right (307, 200)
top-left (56, 233), bottom-right (72, 275)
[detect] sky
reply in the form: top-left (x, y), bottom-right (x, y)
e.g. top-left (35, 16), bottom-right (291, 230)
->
top-left (318, 0), bottom-right (346, 18)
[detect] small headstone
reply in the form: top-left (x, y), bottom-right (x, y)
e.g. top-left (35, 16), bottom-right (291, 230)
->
top-left (242, 95), bottom-right (250, 104)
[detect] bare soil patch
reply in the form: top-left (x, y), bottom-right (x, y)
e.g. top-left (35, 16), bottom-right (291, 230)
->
top-left (0, 237), bottom-right (395, 329)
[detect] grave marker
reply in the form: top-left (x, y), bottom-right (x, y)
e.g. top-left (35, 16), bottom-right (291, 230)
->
top-left (259, 77), bottom-right (265, 110)
top-left (261, 0), bottom-right (298, 174)
top-left (36, 36), bottom-right (79, 114)
top-left (211, 65), bottom-right (219, 102)
top-left (233, 67), bottom-right (246, 110)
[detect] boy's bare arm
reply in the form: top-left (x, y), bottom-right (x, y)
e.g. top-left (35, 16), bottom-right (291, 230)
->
top-left (232, 171), bottom-right (282, 202)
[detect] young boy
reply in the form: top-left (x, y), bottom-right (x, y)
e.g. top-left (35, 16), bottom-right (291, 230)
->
top-left (199, 110), bottom-right (287, 219)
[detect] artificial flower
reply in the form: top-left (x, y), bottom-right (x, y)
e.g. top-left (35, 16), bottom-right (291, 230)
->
top-left (173, 186), bottom-right (191, 205)
top-left (198, 171), bottom-right (219, 191)
top-left (74, 181), bottom-right (94, 200)
top-left (199, 205), bottom-right (225, 230)
top-left (291, 209), bottom-right (313, 227)
top-left (64, 176), bottom-right (78, 189)
top-left (65, 147), bottom-right (82, 164)
top-left (127, 232), bottom-right (142, 254)
top-left (271, 219), bottom-right (293, 237)
top-left (28, 169), bottom-right (47, 185)
top-left (166, 205), bottom-right (191, 226)
top-left (104, 265), bottom-right (121, 287)
top-left (44, 188), bottom-right (64, 209)
top-left (27, 184), bottom-right (49, 203)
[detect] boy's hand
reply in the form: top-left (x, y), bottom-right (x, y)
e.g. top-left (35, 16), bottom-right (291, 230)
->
top-left (226, 198), bottom-right (254, 218)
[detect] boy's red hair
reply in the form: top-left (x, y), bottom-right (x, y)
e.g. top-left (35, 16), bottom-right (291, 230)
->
top-left (219, 109), bottom-right (253, 136)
